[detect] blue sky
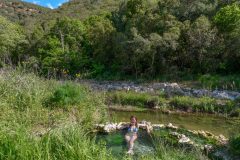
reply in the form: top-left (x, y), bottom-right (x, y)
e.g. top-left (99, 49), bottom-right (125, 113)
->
top-left (22, 0), bottom-right (69, 9)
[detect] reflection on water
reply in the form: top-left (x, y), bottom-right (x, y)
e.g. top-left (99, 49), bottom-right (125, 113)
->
top-left (109, 110), bottom-right (240, 137)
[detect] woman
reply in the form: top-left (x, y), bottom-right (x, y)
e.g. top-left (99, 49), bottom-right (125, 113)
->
top-left (125, 116), bottom-right (138, 154)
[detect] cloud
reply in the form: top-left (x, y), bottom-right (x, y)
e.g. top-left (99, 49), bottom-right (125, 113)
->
top-left (58, 0), bottom-right (69, 7)
top-left (32, 0), bottom-right (40, 4)
top-left (47, 3), bottom-right (54, 9)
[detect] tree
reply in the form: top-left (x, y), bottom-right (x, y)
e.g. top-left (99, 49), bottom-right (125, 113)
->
top-left (84, 14), bottom-right (115, 66)
top-left (37, 17), bottom-right (87, 77)
top-left (186, 16), bottom-right (220, 73)
top-left (214, 3), bottom-right (240, 72)
top-left (214, 3), bottom-right (240, 32)
top-left (0, 16), bottom-right (26, 65)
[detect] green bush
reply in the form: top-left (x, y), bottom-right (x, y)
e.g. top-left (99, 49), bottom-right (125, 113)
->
top-left (199, 74), bottom-right (240, 90)
top-left (107, 91), bottom-right (161, 108)
top-left (170, 96), bottom-right (233, 113)
top-left (229, 108), bottom-right (240, 117)
top-left (46, 83), bottom-right (87, 108)
top-left (230, 134), bottom-right (240, 156)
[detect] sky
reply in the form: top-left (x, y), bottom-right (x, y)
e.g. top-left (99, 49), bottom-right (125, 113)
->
top-left (22, 0), bottom-right (69, 9)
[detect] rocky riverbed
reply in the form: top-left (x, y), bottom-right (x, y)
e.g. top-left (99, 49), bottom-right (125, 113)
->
top-left (79, 80), bottom-right (240, 100)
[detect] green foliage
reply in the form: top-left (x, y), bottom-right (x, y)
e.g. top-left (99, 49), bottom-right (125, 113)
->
top-left (46, 83), bottom-right (87, 108)
top-left (214, 3), bottom-right (240, 32)
top-left (37, 17), bottom-right (88, 77)
top-left (214, 3), bottom-right (240, 72)
top-left (199, 74), bottom-right (240, 90)
top-left (1, 0), bottom-right (240, 79)
top-left (170, 96), bottom-right (233, 113)
top-left (107, 91), bottom-right (164, 108)
top-left (0, 16), bottom-right (27, 63)
top-left (0, 126), bottom-right (114, 160)
top-left (229, 134), bottom-right (240, 156)
top-left (0, 69), bottom-right (53, 110)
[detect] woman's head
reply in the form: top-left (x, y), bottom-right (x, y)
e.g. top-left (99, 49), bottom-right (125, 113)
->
top-left (130, 116), bottom-right (138, 126)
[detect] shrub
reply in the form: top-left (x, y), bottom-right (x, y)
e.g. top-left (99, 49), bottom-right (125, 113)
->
top-left (229, 134), bottom-right (240, 156)
top-left (45, 82), bottom-right (87, 108)
top-left (107, 91), bottom-right (161, 108)
top-left (199, 74), bottom-right (240, 90)
top-left (170, 96), bottom-right (233, 113)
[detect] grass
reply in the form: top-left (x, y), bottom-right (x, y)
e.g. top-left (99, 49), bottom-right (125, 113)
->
top-left (0, 69), bottom-right (237, 160)
top-left (170, 96), bottom-right (234, 114)
top-left (0, 69), bottom-right (112, 159)
top-left (229, 134), bottom-right (240, 156)
top-left (140, 143), bottom-right (207, 160)
top-left (106, 91), bottom-right (236, 115)
top-left (199, 74), bottom-right (240, 91)
top-left (106, 91), bottom-right (167, 109)
top-left (0, 125), bottom-right (115, 160)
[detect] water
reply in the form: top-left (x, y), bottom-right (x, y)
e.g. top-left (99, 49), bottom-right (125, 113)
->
top-left (96, 129), bottom-right (155, 159)
top-left (109, 110), bottom-right (240, 137)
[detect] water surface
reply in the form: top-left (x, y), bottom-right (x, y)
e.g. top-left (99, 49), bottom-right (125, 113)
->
top-left (109, 110), bottom-right (240, 137)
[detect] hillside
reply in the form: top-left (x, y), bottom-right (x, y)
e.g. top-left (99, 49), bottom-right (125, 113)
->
top-left (56, 0), bottom-right (121, 18)
top-left (40, 0), bottom-right (122, 21)
top-left (0, 0), bottom-right (50, 25)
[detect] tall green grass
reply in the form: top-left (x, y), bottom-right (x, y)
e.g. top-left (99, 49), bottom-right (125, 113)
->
top-left (0, 126), bottom-right (115, 160)
top-left (0, 69), bottom-right (235, 159)
top-left (170, 96), bottom-right (234, 114)
top-left (107, 91), bottom-right (167, 108)
top-left (0, 69), bottom-right (112, 159)
top-left (107, 91), bottom-right (235, 115)
top-left (199, 74), bottom-right (240, 90)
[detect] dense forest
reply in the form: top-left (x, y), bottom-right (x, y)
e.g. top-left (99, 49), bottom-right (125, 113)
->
top-left (0, 0), bottom-right (240, 79)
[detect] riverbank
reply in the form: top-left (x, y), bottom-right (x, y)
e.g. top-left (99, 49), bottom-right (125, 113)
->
top-left (105, 90), bottom-right (240, 117)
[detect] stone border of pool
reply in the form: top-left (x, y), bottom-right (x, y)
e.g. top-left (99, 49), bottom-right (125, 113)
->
top-left (95, 121), bottom-right (228, 146)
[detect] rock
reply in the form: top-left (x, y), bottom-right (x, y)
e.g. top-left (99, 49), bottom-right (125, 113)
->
top-left (170, 132), bottom-right (193, 144)
top-left (204, 144), bottom-right (214, 153)
top-left (179, 135), bottom-right (191, 144)
top-left (103, 123), bottom-right (117, 133)
top-left (117, 122), bottom-right (129, 130)
top-left (81, 80), bottom-right (240, 100)
top-left (166, 123), bottom-right (178, 129)
top-left (187, 129), bottom-right (198, 135)
top-left (205, 131), bottom-right (214, 137)
top-left (95, 124), bottom-right (105, 132)
top-left (152, 124), bottom-right (165, 129)
top-left (217, 134), bottom-right (228, 145)
top-left (170, 132), bottom-right (180, 136)
top-left (198, 130), bottom-right (208, 138)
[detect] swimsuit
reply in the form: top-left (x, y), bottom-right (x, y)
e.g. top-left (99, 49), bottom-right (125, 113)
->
top-left (127, 126), bottom-right (138, 136)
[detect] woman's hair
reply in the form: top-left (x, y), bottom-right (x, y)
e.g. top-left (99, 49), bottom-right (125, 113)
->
top-left (130, 116), bottom-right (138, 127)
